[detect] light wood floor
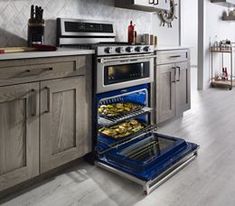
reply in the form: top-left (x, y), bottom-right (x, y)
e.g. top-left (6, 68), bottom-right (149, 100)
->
top-left (2, 68), bottom-right (235, 206)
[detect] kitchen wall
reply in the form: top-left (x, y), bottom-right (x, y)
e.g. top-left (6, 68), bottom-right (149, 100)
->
top-left (199, 0), bottom-right (235, 89)
top-left (180, 0), bottom-right (198, 66)
top-left (0, 0), bottom-right (180, 47)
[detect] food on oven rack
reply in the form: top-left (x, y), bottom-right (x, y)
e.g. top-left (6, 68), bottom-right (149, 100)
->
top-left (99, 119), bottom-right (145, 139)
top-left (98, 103), bottom-right (143, 117)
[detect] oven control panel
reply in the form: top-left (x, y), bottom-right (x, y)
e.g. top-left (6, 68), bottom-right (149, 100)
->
top-left (97, 45), bottom-right (155, 56)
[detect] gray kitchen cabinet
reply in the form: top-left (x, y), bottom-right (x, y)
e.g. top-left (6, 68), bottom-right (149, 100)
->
top-left (40, 76), bottom-right (91, 173)
top-left (0, 55), bottom-right (92, 193)
top-left (0, 83), bottom-right (39, 192)
top-left (156, 64), bottom-right (176, 123)
top-left (156, 49), bottom-right (191, 124)
top-left (176, 62), bottom-right (191, 116)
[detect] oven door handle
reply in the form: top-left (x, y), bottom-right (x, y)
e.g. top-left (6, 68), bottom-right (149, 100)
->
top-left (98, 55), bottom-right (157, 64)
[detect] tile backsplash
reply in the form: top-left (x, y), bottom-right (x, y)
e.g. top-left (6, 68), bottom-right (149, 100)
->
top-left (0, 0), bottom-right (179, 47)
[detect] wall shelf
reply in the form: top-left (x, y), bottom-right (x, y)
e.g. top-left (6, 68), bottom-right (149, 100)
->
top-left (222, 15), bottom-right (235, 21)
top-left (211, 0), bottom-right (235, 7)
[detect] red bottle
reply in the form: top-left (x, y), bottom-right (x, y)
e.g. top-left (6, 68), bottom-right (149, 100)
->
top-left (128, 21), bottom-right (135, 44)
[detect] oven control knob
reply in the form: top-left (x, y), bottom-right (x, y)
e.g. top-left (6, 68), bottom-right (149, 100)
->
top-left (116, 47), bottom-right (125, 53)
top-left (135, 46), bottom-right (143, 52)
top-left (104, 47), bottom-right (113, 54)
top-left (143, 46), bottom-right (150, 52)
top-left (126, 47), bottom-right (134, 53)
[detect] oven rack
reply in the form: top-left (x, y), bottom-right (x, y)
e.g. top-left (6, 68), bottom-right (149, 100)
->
top-left (97, 124), bottom-right (158, 155)
top-left (98, 106), bottom-right (153, 127)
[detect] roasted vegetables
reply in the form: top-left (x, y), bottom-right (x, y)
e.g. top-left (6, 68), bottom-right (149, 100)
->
top-left (99, 119), bottom-right (145, 139)
top-left (98, 103), bottom-right (142, 117)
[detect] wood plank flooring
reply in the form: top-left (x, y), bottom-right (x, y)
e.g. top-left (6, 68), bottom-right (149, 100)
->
top-left (2, 68), bottom-right (235, 206)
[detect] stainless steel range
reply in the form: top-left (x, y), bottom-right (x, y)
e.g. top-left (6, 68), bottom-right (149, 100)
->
top-left (57, 18), bottom-right (155, 93)
top-left (57, 18), bottom-right (199, 195)
top-left (96, 46), bottom-right (155, 93)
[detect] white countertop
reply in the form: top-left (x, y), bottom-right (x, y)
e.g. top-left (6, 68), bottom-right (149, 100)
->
top-left (0, 48), bottom-right (95, 61)
top-left (155, 46), bottom-right (190, 51)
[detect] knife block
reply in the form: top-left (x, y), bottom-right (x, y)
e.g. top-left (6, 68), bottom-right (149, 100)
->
top-left (27, 22), bottom-right (45, 47)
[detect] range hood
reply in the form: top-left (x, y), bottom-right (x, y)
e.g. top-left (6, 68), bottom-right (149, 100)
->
top-left (115, 0), bottom-right (170, 12)
top-left (211, 0), bottom-right (235, 7)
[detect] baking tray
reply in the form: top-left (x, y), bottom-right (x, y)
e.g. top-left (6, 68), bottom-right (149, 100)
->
top-left (98, 119), bottom-right (147, 140)
top-left (98, 102), bottom-right (144, 119)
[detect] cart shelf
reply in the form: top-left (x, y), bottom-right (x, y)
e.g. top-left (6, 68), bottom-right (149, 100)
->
top-left (211, 79), bottom-right (235, 89)
top-left (210, 49), bottom-right (232, 53)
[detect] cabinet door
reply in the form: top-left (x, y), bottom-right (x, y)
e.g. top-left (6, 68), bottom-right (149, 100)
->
top-left (156, 64), bottom-right (176, 123)
top-left (40, 77), bottom-right (91, 173)
top-left (0, 83), bottom-right (39, 192)
top-left (176, 62), bottom-right (191, 115)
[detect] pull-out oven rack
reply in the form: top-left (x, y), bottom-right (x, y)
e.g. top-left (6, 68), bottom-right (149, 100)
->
top-left (97, 124), bottom-right (158, 155)
top-left (98, 107), bottom-right (153, 127)
top-left (97, 95), bottom-right (153, 127)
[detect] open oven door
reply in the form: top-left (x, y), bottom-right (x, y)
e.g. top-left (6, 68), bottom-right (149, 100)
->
top-left (96, 132), bottom-right (198, 195)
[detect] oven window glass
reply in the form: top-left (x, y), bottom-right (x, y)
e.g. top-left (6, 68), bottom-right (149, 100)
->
top-left (104, 62), bottom-right (150, 85)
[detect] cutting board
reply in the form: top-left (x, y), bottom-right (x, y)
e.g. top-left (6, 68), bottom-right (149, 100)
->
top-left (0, 45), bottom-right (57, 54)
top-left (0, 47), bottom-right (37, 54)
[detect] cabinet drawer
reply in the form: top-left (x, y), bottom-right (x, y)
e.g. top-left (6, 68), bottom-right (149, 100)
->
top-left (0, 56), bottom-right (86, 86)
top-left (157, 50), bottom-right (189, 65)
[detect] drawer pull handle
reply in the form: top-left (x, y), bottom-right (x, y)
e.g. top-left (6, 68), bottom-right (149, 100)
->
top-left (23, 67), bottom-right (53, 75)
top-left (169, 55), bottom-right (181, 58)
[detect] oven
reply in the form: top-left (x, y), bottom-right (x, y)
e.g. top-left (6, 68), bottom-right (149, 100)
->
top-left (96, 53), bottom-right (154, 93)
top-left (56, 17), bottom-right (199, 196)
top-left (96, 84), bottom-right (198, 195)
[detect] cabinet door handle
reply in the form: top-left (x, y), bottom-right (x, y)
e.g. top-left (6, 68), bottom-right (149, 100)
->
top-left (171, 67), bottom-right (176, 83)
top-left (149, 0), bottom-right (154, 4)
top-left (176, 66), bottom-right (181, 82)
top-left (31, 89), bottom-right (37, 117)
top-left (44, 86), bottom-right (50, 113)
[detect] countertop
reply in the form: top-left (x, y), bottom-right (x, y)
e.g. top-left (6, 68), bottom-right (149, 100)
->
top-left (0, 48), bottom-right (95, 61)
top-left (155, 46), bottom-right (190, 51)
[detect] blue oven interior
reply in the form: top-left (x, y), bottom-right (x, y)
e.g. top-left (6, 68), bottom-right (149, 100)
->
top-left (96, 84), bottom-right (150, 151)
top-left (96, 84), bottom-right (198, 182)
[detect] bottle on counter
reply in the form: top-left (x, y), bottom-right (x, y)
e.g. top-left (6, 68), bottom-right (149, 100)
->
top-left (128, 21), bottom-right (135, 44)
